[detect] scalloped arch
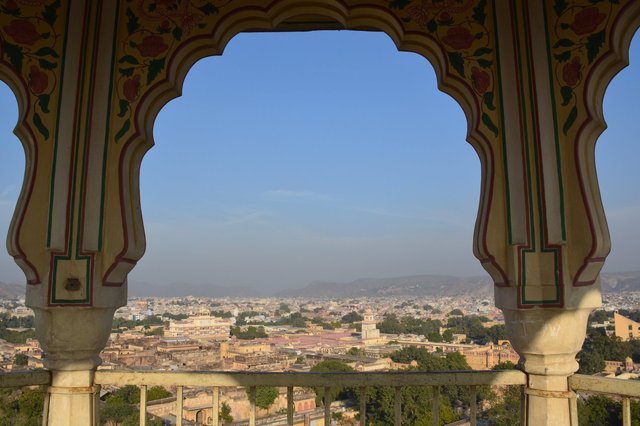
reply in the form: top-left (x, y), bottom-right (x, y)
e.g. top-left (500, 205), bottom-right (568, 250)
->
top-left (0, 62), bottom-right (41, 285)
top-left (573, 1), bottom-right (640, 286)
top-left (99, 1), bottom-right (504, 286)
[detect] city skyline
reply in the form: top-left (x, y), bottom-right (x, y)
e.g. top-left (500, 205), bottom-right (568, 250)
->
top-left (0, 30), bottom-right (639, 292)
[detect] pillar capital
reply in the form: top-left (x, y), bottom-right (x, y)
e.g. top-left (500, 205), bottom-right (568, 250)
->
top-left (33, 306), bottom-right (115, 371)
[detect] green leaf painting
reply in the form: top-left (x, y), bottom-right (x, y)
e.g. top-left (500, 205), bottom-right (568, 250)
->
top-left (4, 43), bottom-right (24, 73)
top-left (560, 86), bottom-right (573, 106)
top-left (554, 0), bottom-right (569, 16)
top-left (482, 113), bottom-right (499, 136)
top-left (389, 0), bottom-right (412, 10)
top-left (447, 52), bottom-right (465, 78)
top-left (563, 106), bottom-right (578, 135)
top-left (126, 7), bottom-right (140, 35)
top-left (586, 30), bottom-right (605, 64)
top-left (146, 58), bottom-right (165, 85)
top-left (33, 112), bottom-right (49, 140)
top-left (115, 119), bottom-right (131, 143)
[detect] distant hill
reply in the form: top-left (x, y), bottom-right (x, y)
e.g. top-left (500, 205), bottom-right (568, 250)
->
top-left (128, 281), bottom-right (262, 298)
top-left (0, 281), bottom-right (24, 299)
top-left (601, 271), bottom-right (640, 293)
top-left (277, 271), bottom-right (640, 298)
top-left (275, 275), bottom-right (494, 298)
top-left (2, 271), bottom-right (640, 299)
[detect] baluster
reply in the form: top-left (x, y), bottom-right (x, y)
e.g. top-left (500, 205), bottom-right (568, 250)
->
top-left (139, 385), bottom-right (147, 426)
top-left (249, 386), bottom-right (256, 426)
top-left (469, 385), bottom-right (477, 426)
top-left (359, 386), bottom-right (366, 426)
top-left (324, 386), bottom-right (332, 426)
top-left (569, 391), bottom-right (578, 425)
top-left (394, 387), bottom-right (402, 426)
top-left (623, 397), bottom-right (631, 426)
top-left (176, 386), bottom-right (183, 426)
top-left (287, 386), bottom-right (294, 426)
top-left (212, 386), bottom-right (219, 426)
top-left (519, 386), bottom-right (526, 426)
top-left (432, 386), bottom-right (440, 426)
top-left (93, 384), bottom-right (100, 425)
top-left (43, 386), bottom-right (50, 424)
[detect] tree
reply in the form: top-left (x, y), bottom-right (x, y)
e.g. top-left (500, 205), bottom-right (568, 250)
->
top-left (577, 395), bottom-right (623, 426)
top-left (310, 360), bottom-right (356, 404)
top-left (101, 386), bottom-right (165, 426)
top-left (279, 303), bottom-right (291, 313)
top-left (144, 327), bottom-right (163, 337)
top-left (109, 385), bottom-right (140, 404)
top-left (219, 401), bottom-right (233, 424)
top-left (482, 386), bottom-right (522, 426)
top-left (577, 348), bottom-right (605, 374)
top-left (448, 309), bottom-right (464, 316)
top-left (231, 326), bottom-right (268, 340)
top-left (492, 361), bottom-right (517, 370)
top-left (13, 353), bottom-right (28, 366)
top-left (101, 398), bottom-right (137, 425)
top-left (341, 311), bottom-right (364, 323)
top-left (248, 387), bottom-right (279, 412)
top-left (347, 347), bottom-right (363, 356)
top-left (147, 386), bottom-right (171, 401)
top-left (590, 310), bottom-right (610, 324)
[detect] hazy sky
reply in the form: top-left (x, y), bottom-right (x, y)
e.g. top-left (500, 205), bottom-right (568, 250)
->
top-left (0, 31), bottom-right (638, 291)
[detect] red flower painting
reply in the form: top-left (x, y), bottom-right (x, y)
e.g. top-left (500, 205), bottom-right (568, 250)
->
top-left (136, 35), bottom-right (168, 58)
top-left (123, 75), bottom-right (142, 102)
top-left (3, 19), bottom-right (41, 45)
top-left (562, 57), bottom-right (581, 87)
top-left (471, 67), bottom-right (490, 94)
top-left (28, 66), bottom-right (48, 94)
top-left (442, 27), bottom-right (475, 50)
top-left (570, 7), bottom-right (606, 36)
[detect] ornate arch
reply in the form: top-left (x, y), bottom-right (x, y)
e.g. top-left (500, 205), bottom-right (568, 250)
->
top-left (0, 0), bottom-right (70, 285)
top-left (102, 0), bottom-right (508, 287)
top-left (564, 1), bottom-right (640, 285)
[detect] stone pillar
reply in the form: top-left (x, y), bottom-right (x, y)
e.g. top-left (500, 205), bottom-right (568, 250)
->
top-left (32, 308), bottom-right (114, 425)
top-left (483, 1), bottom-right (639, 424)
top-left (1, 2), bottom-right (128, 425)
top-left (500, 302), bottom-right (599, 426)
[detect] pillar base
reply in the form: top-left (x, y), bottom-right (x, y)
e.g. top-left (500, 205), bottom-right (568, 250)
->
top-left (46, 370), bottom-right (100, 426)
top-left (30, 307), bottom-right (117, 425)
top-left (502, 307), bottom-right (594, 425)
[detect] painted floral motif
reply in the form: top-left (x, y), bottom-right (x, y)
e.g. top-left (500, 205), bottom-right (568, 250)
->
top-left (442, 27), bottom-right (475, 50)
top-left (471, 66), bottom-right (490, 94)
top-left (570, 7), bottom-right (606, 36)
top-left (113, 0), bottom-right (232, 143)
top-left (551, 0), bottom-right (618, 135)
top-left (0, 0), bottom-right (63, 141)
top-left (390, 0), bottom-right (499, 136)
top-left (562, 57), bottom-right (581, 87)
top-left (3, 19), bottom-right (41, 44)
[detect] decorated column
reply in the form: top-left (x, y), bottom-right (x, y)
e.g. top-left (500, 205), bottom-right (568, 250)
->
top-left (485, 1), bottom-right (640, 424)
top-left (1, 1), bottom-right (127, 423)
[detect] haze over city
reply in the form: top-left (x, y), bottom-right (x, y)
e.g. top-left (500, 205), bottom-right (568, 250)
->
top-left (0, 31), bottom-right (639, 293)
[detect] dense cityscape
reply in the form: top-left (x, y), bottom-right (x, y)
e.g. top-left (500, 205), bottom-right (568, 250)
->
top-left (2, 290), bottom-right (640, 425)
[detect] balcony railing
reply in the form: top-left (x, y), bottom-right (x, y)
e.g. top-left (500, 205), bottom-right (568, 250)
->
top-left (94, 370), bottom-right (527, 426)
top-left (570, 374), bottom-right (640, 426)
top-left (3, 369), bottom-right (640, 425)
top-left (0, 369), bottom-right (50, 388)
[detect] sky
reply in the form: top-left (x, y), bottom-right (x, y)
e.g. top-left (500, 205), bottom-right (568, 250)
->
top-left (0, 31), bottom-right (639, 292)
